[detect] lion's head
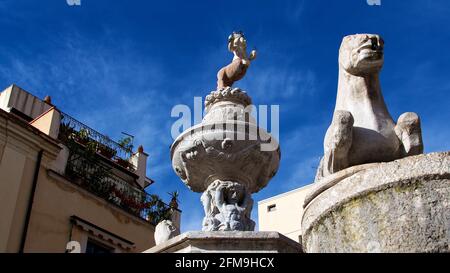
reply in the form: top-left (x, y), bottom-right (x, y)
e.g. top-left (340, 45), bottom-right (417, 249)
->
top-left (339, 34), bottom-right (384, 76)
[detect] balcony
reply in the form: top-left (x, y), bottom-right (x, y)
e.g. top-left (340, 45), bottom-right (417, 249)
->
top-left (59, 112), bottom-right (137, 171)
top-left (58, 112), bottom-right (177, 225)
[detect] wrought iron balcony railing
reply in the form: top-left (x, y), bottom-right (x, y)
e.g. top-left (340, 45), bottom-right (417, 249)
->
top-left (58, 111), bottom-right (136, 171)
top-left (66, 144), bottom-right (174, 225)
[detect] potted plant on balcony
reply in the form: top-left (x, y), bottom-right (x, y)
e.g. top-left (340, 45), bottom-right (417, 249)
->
top-left (96, 143), bottom-right (117, 159)
top-left (58, 121), bottom-right (76, 142)
top-left (114, 136), bottom-right (134, 170)
top-left (118, 136), bottom-right (134, 152)
top-left (75, 128), bottom-right (90, 146)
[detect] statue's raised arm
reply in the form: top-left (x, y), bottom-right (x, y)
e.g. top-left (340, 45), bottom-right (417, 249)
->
top-left (217, 31), bottom-right (257, 89)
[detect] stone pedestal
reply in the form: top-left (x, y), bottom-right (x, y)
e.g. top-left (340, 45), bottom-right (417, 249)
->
top-left (301, 152), bottom-right (450, 253)
top-left (144, 231), bottom-right (302, 253)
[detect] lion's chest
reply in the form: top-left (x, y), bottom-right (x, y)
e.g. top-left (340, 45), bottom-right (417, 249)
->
top-left (338, 91), bottom-right (401, 165)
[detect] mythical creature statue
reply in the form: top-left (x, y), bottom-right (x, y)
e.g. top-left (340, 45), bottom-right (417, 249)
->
top-left (201, 180), bottom-right (255, 231)
top-left (315, 34), bottom-right (423, 181)
top-left (217, 31), bottom-right (257, 90)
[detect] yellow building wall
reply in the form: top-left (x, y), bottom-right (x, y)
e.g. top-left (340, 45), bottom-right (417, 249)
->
top-left (258, 184), bottom-right (313, 243)
top-left (0, 109), bottom-right (156, 253)
top-left (0, 145), bottom-right (39, 252)
top-left (24, 169), bottom-right (156, 253)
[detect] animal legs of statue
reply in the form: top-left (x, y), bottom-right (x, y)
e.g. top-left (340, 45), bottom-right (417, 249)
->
top-left (395, 112), bottom-right (424, 156)
top-left (320, 110), bottom-right (354, 178)
top-left (216, 68), bottom-right (229, 90)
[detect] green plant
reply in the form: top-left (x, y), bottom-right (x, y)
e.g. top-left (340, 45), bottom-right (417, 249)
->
top-left (58, 121), bottom-right (75, 142)
top-left (85, 165), bottom-right (113, 199)
top-left (75, 128), bottom-right (91, 146)
top-left (168, 191), bottom-right (179, 209)
top-left (118, 136), bottom-right (134, 151)
top-left (97, 143), bottom-right (117, 159)
top-left (144, 194), bottom-right (172, 224)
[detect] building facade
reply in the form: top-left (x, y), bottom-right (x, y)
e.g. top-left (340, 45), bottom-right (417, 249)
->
top-left (258, 184), bottom-right (313, 243)
top-left (0, 84), bottom-right (180, 253)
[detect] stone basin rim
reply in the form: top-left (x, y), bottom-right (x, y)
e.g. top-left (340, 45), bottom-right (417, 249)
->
top-left (303, 162), bottom-right (380, 209)
top-left (300, 152), bottom-right (450, 240)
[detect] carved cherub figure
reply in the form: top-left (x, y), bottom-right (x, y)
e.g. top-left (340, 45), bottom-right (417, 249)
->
top-left (217, 31), bottom-right (257, 89)
top-left (316, 34), bottom-right (423, 181)
top-left (200, 181), bottom-right (221, 230)
top-left (201, 180), bottom-right (255, 231)
top-left (215, 182), bottom-right (254, 231)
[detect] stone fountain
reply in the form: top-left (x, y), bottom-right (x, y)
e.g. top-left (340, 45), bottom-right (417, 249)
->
top-left (145, 32), bottom-right (301, 253)
top-left (301, 34), bottom-right (450, 253)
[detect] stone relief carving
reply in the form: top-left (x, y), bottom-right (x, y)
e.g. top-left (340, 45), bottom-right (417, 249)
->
top-left (201, 180), bottom-right (255, 231)
top-left (205, 87), bottom-right (252, 110)
top-left (217, 31), bottom-right (257, 89)
top-left (174, 134), bottom-right (276, 193)
top-left (316, 34), bottom-right (423, 181)
top-left (203, 88), bottom-right (254, 124)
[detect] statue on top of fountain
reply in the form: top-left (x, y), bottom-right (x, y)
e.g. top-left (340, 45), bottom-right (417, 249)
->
top-left (216, 31), bottom-right (257, 90)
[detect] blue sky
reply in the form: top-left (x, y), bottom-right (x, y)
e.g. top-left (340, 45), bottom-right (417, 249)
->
top-left (0, 0), bottom-right (449, 232)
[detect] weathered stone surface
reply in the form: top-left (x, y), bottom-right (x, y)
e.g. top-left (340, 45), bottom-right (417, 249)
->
top-left (205, 87), bottom-right (252, 111)
top-left (305, 163), bottom-right (379, 208)
top-left (316, 34), bottom-right (423, 181)
top-left (144, 231), bottom-right (302, 253)
top-left (170, 120), bottom-right (280, 194)
top-left (170, 102), bottom-right (279, 231)
top-left (302, 152), bottom-right (450, 253)
top-left (201, 180), bottom-right (255, 231)
top-left (154, 220), bottom-right (180, 245)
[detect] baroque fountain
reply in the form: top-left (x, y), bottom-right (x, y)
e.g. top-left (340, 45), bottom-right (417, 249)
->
top-left (146, 32), bottom-right (302, 253)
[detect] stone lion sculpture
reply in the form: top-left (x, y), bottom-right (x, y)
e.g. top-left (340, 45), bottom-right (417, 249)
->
top-left (216, 31), bottom-right (257, 89)
top-left (315, 34), bottom-right (423, 181)
top-left (154, 220), bottom-right (180, 245)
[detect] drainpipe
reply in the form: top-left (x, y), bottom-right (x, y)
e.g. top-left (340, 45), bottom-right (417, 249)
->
top-left (19, 150), bottom-right (43, 253)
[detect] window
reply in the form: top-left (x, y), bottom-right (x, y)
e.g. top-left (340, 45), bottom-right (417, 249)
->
top-left (267, 204), bottom-right (276, 212)
top-left (85, 239), bottom-right (114, 254)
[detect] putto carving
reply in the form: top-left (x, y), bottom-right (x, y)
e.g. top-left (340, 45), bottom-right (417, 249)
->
top-left (201, 180), bottom-right (255, 231)
top-left (217, 31), bottom-right (257, 89)
top-left (316, 34), bottom-right (423, 181)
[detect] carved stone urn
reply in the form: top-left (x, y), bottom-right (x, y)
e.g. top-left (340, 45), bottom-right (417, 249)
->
top-left (170, 87), bottom-right (280, 231)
